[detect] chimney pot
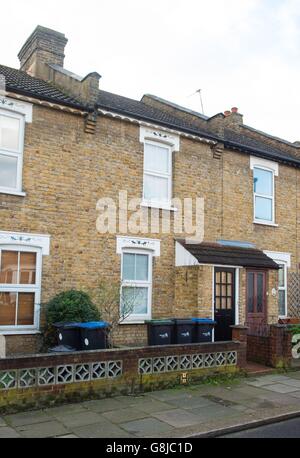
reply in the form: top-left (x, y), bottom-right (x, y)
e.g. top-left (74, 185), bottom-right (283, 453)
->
top-left (224, 110), bottom-right (231, 117)
top-left (231, 107), bottom-right (238, 113)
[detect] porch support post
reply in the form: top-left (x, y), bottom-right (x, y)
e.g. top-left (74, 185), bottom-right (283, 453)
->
top-left (231, 325), bottom-right (248, 368)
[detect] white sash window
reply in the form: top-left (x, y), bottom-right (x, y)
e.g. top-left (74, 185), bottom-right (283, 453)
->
top-left (0, 109), bottom-right (25, 194)
top-left (121, 249), bottom-right (152, 322)
top-left (0, 246), bottom-right (42, 331)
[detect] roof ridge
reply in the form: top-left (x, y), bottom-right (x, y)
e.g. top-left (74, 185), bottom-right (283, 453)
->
top-left (143, 94), bottom-right (209, 120)
top-left (243, 124), bottom-right (300, 148)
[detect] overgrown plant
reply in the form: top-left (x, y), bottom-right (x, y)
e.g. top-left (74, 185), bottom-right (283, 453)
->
top-left (43, 290), bottom-right (101, 347)
top-left (90, 281), bottom-right (140, 348)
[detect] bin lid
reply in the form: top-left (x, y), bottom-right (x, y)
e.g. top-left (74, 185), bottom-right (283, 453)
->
top-left (77, 321), bottom-right (111, 329)
top-left (146, 320), bottom-right (174, 326)
top-left (173, 319), bottom-right (194, 325)
top-left (53, 322), bottom-right (81, 329)
top-left (192, 318), bottom-right (216, 324)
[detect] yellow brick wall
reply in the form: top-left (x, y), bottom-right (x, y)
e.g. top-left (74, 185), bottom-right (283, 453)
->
top-left (0, 102), bottom-right (298, 352)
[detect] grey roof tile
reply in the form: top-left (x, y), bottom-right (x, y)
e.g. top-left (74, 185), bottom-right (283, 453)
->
top-left (0, 64), bottom-right (85, 109)
top-left (1, 63), bottom-right (300, 168)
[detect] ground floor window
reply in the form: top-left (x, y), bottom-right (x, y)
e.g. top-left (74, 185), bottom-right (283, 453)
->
top-left (0, 246), bottom-right (41, 330)
top-left (121, 250), bottom-right (152, 322)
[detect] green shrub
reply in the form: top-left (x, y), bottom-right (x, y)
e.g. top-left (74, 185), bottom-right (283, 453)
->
top-left (289, 325), bottom-right (300, 339)
top-left (43, 290), bottom-right (101, 348)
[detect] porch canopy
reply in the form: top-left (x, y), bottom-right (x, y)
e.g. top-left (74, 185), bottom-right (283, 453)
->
top-left (176, 240), bottom-right (280, 269)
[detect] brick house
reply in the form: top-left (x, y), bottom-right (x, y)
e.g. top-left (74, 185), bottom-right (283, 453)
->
top-left (0, 26), bottom-right (299, 356)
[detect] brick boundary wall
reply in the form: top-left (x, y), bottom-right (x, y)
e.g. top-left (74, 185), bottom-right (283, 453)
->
top-left (0, 338), bottom-right (245, 414)
top-left (247, 325), bottom-right (292, 369)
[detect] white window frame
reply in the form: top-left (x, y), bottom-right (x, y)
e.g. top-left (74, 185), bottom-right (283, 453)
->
top-left (277, 262), bottom-right (288, 318)
top-left (253, 165), bottom-right (275, 225)
top-left (0, 108), bottom-right (25, 195)
top-left (121, 248), bottom-right (153, 323)
top-left (264, 251), bottom-right (291, 318)
top-left (0, 245), bottom-right (42, 332)
top-left (142, 140), bottom-right (173, 209)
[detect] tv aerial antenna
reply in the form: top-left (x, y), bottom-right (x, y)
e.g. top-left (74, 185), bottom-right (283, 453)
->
top-left (188, 89), bottom-right (205, 115)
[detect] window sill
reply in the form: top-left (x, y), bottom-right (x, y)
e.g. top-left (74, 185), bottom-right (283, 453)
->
top-left (254, 221), bottom-right (278, 228)
top-left (0, 330), bottom-right (41, 336)
top-left (0, 190), bottom-right (26, 197)
top-left (141, 201), bottom-right (178, 212)
top-left (120, 320), bottom-right (148, 325)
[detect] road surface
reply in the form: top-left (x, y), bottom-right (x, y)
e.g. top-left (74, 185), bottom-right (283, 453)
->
top-left (221, 417), bottom-right (300, 438)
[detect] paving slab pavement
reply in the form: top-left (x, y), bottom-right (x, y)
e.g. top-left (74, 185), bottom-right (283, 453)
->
top-left (1, 370), bottom-right (300, 438)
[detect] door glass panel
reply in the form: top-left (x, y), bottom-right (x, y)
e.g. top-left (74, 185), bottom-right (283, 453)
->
top-left (0, 251), bottom-right (18, 284)
top-left (216, 272), bottom-right (221, 283)
top-left (247, 273), bottom-right (254, 313)
top-left (17, 293), bottom-right (35, 326)
top-left (227, 285), bottom-right (232, 297)
top-left (216, 284), bottom-right (221, 296)
top-left (222, 272), bottom-right (227, 283)
top-left (20, 253), bottom-right (36, 285)
top-left (227, 298), bottom-right (232, 309)
top-left (222, 298), bottom-right (227, 310)
top-left (257, 273), bottom-right (264, 313)
top-left (0, 292), bottom-right (16, 326)
top-left (222, 285), bottom-right (227, 296)
top-left (215, 297), bottom-right (221, 310)
top-left (227, 273), bottom-right (233, 284)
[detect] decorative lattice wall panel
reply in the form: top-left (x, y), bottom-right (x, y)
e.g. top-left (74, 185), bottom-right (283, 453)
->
top-left (288, 272), bottom-right (300, 317)
top-left (0, 360), bottom-right (122, 391)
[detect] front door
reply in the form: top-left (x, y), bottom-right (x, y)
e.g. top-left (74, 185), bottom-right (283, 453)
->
top-left (214, 268), bottom-right (236, 342)
top-left (246, 270), bottom-right (267, 329)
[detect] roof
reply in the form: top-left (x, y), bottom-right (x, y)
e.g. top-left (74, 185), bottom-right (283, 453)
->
top-left (97, 90), bottom-right (215, 139)
top-left (0, 64), bottom-right (85, 110)
top-left (178, 240), bottom-right (280, 270)
top-left (142, 94), bottom-right (209, 121)
top-left (224, 129), bottom-right (300, 168)
top-left (1, 63), bottom-right (300, 168)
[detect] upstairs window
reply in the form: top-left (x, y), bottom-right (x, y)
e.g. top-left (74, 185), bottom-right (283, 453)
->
top-left (143, 141), bottom-right (172, 207)
top-left (253, 167), bottom-right (275, 224)
top-left (0, 110), bottom-right (25, 194)
top-left (0, 247), bottom-right (41, 330)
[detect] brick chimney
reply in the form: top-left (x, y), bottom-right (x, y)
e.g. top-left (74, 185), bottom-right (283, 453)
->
top-left (18, 25), bottom-right (101, 107)
top-left (18, 26), bottom-right (68, 78)
top-left (223, 107), bottom-right (243, 129)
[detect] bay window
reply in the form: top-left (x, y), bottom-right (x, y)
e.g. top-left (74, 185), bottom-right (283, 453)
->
top-left (143, 141), bottom-right (172, 207)
top-left (121, 250), bottom-right (152, 322)
top-left (0, 109), bottom-right (25, 194)
top-left (0, 246), bottom-right (41, 330)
